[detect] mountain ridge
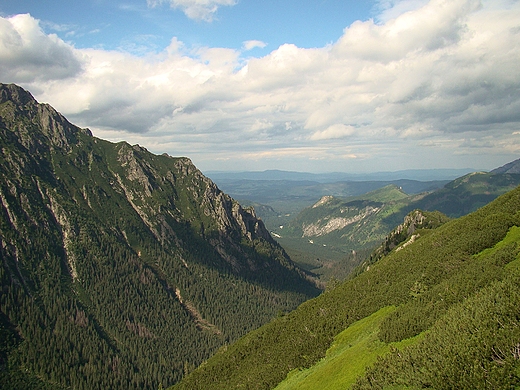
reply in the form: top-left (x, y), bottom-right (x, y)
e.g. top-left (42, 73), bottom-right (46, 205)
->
top-left (0, 83), bottom-right (319, 389)
top-left (491, 157), bottom-right (520, 174)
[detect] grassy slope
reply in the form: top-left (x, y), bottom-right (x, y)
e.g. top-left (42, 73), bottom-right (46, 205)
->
top-left (274, 306), bottom-right (423, 390)
top-left (355, 254), bottom-right (520, 388)
top-left (172, 186), bottom-right (520, 390)
top-left (276, 225), bottom-right (520, 389)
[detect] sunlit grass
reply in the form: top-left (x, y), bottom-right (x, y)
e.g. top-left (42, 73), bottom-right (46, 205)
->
top-left (275, 306), bottom-right (423, 390)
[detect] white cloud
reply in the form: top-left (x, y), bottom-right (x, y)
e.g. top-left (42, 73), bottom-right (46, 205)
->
top-left (374, 0), bottom-right (430, 23)
top-left (147, 0), bottom-right (237, 22)
top-left (243, 40), bottom-right (267, 51)
top-left (310, 124), bottom-right (357, 141)
top-left (1, 0), bottom-right (520, 172)
top-left (0, 14), bottom-right (83, 82)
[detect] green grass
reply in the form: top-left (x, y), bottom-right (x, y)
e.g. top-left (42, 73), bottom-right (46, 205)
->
top-left (274, 306), bottom-right (422, 390)
top-left (478, 225), bottom-right (520, 261)
top-left (348, 185), bottom-right (409, 203)
top-left (500, 226), bottom-right (520, 273)
top-left (276, 223), bottom-right (520, 390)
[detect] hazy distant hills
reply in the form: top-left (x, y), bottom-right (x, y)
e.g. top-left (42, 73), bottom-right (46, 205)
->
top-left (0, 83), bottom-right (319, 389)
top-left (207, 168), bottom-right (474, 183)
top-left (208, 173), bottom-right (451, 208)
top-left (173, 182), bottom-right (520, 390)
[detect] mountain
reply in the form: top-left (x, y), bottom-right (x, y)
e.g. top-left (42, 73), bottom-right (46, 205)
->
top-left (269, 185), bottom-right (424, 280)
top-left (274, 165), bottom-right (520, 281)
top-left (491, 157), bottom-right (520, 174)
top-left (224, 182), bottom-right (441, 282)
top-left (172, 185), bottom-right (520, 389)
top-left (0, 83), bottom-right (319, 389)
top-left (206, 168), bottom-right (474, 183)
top-left (411, 169), bottom-right (520, 217)
top-left (284, 185), bottom-right (410, 243)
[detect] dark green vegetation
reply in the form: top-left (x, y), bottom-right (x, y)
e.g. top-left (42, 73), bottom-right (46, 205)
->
top-left (0, 83), bottom-right (319, 389)
top-left (173, 184), bottom-right (520, 389)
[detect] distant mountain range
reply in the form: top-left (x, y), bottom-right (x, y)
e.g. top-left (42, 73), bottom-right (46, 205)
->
top-left (275, 165), bottom-right (520, 280)
top-left (206, 167), bottom-right (476, 183)
top-left (0, 83), bottom-right (319, 389)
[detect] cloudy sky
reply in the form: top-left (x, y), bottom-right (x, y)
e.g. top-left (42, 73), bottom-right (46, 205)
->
top-left (1, 0), bottom-right (519, 173)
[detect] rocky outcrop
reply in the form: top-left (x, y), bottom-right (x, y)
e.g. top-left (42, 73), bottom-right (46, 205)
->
top-left (369, 209), bottom-right (450, 264)
top-left (302, 205), bottom-right (381, 237)
top-left (0, 83), bottom-right (90, 155)
top-left (111, 138), bottom-right (275, 263)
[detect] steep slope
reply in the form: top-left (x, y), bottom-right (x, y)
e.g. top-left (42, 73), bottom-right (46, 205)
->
top-left (0, 83), bottom-right (319, 389)
top-left (172, 185), bottom-right (520, 389)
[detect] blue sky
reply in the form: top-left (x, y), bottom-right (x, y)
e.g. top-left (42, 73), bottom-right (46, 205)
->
top-left (1, 0), bottom-right (375, 54)
top-left (1, 0), bottom-right (520, 173)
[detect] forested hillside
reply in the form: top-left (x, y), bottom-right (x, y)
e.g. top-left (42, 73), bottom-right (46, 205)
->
top-left (173, 185), bottom-right (520, 389)
top-left (0, 83), bottom-right (319, 389)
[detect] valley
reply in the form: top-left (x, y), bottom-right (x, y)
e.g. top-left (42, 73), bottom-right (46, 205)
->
top-left (174, 184), bottom-right (520, 389)
top-left (210, 167), bottom-right (520, 282)
top-left (2, 1), bottom-right (519, 388)
top-left (1, 83), bottom-right (520, 389)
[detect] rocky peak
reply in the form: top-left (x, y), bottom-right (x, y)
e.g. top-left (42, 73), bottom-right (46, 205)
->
top-left (0, 83), bottom-right (36, 106)
top-left (312, 195), bottom-right (334, 208)
top-left (1, 83), bottom-right (297, 278)
top-left (0, 83), bottom-right (91, 154)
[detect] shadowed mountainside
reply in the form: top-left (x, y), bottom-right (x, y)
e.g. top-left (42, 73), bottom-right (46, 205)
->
top-left (0, 83), bottom-right (319, 389)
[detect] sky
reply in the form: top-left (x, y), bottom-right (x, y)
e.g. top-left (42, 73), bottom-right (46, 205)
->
top-left (0, 0), bottom-right (519, 173)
